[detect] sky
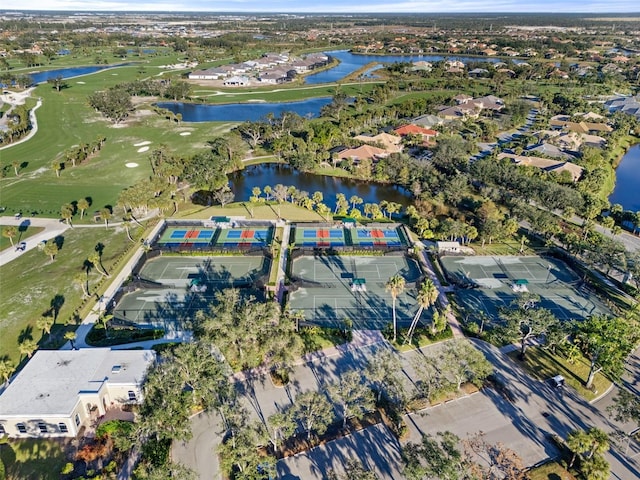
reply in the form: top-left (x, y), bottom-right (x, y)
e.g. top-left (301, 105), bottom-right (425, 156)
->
top-left (5, 1), bottom-right (640, 13)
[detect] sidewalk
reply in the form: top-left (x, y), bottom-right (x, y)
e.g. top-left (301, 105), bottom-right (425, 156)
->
top-left (416, 247), bottom-right (464, 338)
top-left (64, 219), bottom-right (167, 349)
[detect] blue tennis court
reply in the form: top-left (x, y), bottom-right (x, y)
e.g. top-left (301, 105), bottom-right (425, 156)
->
top-left (198, 231), bottom-right (214, 239)
top-left (384, 231), bottom-right (399, 238)
top-left (227, 230), bottom-right (242, 239)
top-left (170, 230), bottom-right (188, 239)
top-left (303, 230), bottom-right (316, 238)
top-left (330, 230), bottom-right (343, 238)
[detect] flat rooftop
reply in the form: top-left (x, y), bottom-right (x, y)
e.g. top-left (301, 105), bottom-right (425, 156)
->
top-left (0, 348), bottom-right (155, 417)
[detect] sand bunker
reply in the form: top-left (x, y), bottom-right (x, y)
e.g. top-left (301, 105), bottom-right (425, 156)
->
top-left (134, 141), bottom-right (152, 147)
top-left (125, 162), bottom-right (139, 168)
top-left (137, 146), bottom-right (150, 153)
top-left (180, 132), bottom-right (192, 136)
top-left (76, 81), bottom-right (86, 84)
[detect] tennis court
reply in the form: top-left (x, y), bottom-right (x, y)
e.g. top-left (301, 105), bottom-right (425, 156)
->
top-left (293, 226), bottom-right (347, 248)
top-left (351, 227), bottom-right (405, 248)
top-left (214, 227), bottom-right (272, 248)
top-left (114, 255), bottom-right (270, 327)
top-left (156, 226), bottom-right (217, 249)
top-left (440, 255), bottom-right (610, 321)
top-left (288, 254), bottom-right (425, 329)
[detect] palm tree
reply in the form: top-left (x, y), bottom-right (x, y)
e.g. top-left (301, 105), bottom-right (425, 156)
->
top-left (73, 272), bottom-right (90, 297)
top-left (12, 161), bottom-right (20, 176)
top-left (43, 239), bottom-right (59, 261)
top-left (99, 208), bottom-right (112, 229)
top-left (36, 316), bottom-right (55, 336)
top-left (51, 160), bottom-right (62, 177)
top-left (88, 252), bottom-right (109, 277)
top-left (122, 215), bottom-right (135, 242)
top-left (64, 331), bottom-right (77, 349)
top-left (385, 274), bottom-right (406, 342)
top-left (349, 195), bottom-right (363, 211)
top-left (0, 359), bottom-right (14, 383)
top-left (19, 338), bottom-right (37, 359)
top-left (2, 226), bottom-right (17, 246)
top-left (405, 279), bottom-right (438, 345)
top-left (60, 203), bottom-right (74, 227)
top-left (77, 198), bottom-right (90, 219)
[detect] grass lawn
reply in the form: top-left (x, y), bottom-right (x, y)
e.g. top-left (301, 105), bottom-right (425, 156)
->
top-left (393, 326), bottom-right (454, 353)
top-left (0, 438), bottom-right (68, 480)
top-left (178, 202), bottom-right (325, 222)
top-left (0, 226), bottom-right (45, 251)
top-left (528, 461), bottom-right (577, 480)
top-left (299, 327), bottom-right (350, 354)
top-left (471, 238), bottom-right (542, 256)
top-left (0, 225), bottom-right (142, 367)
top-left (1, 63), bottom-right (236, 217)
top-left (507, 347), bottom-right (612, 402)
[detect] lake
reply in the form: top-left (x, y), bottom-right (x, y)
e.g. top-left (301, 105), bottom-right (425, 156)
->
top-left (156, 97), bottom-right (333, 122)
top-left (304, 50), bottom-right (502, 84)
top-left (228, 164), bottom-right (411, 211)
top-left (610, 144), bottom-right (640, 212)
top-left (156, 50), bottom-right (508, 122)
top-left (27, 64), bottom-right (128, 85)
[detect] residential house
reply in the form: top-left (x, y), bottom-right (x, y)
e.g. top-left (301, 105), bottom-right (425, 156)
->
top-left (223, 76), bottom-right (251, 87)
top-left (411, 61), bottom-right (433, 72)
top-left (498, 153), bottom-right (584, 182)
top-left (469, 68), bottom-right (489, 78)
top-left (353, 132), bottom-right (403, 154)
top-left (393, 124), bottom-right (439, 143)
top-left (258, 69), bottom-right (292, 84)
top-left (412, 114), bottom-right (445, 128)
top-left (336, 145), bottom-right (388, 163)
top-left (526, 142), bottom-right (576, 160)
top-left (606, 95), bottom-right (640, 119)
top-left (0, 349), bottom-right (155, 438)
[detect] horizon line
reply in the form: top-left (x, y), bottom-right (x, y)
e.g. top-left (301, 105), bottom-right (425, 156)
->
top-left (3, 9), bottom-right (640, 14)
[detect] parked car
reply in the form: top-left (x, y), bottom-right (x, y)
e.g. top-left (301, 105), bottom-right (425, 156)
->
top-left (15, 241), bottom-right (27, 252)
top-left (14, 212), bottom-right (22, 219)
top-left (551, 375), bottom-right (565, 388)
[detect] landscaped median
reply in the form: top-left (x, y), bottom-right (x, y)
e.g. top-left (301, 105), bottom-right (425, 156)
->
top-left (507, 346), bottom-right (612, 402)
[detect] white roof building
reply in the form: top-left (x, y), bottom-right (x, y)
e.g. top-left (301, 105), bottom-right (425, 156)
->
top-left (0, 348), bottom-right (155, 438)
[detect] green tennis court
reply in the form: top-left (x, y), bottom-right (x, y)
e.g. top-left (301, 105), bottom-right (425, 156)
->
top-left (288, 254), bottom-right (426, 329)
top-left (440, 255), bottom-right (610, 321)
top-left (114, 255), bottom-right (270, 327)
top-left (440, 255), bottom-right (580, 288)
top-left (139, 256), bottom-right (268, 287)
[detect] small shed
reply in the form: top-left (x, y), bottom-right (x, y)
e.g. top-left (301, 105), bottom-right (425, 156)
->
top-left (343, 218), bottom-right (357, 228)
top-left (437, 241), bottom-right (461, 253)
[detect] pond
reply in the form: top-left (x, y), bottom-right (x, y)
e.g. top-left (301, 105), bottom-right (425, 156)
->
top-left (304, 50), bottom-right (503, 84)
top-left (228, 164), bottom-right (411, 211)
top-left (610, 144), bottom-right (640, 212)
top-left (27, 64), bottom-right (129, 85)
top-left (156, 97), bottom-right (333, 122)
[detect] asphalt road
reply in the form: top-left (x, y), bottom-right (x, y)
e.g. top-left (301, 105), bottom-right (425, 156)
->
top-left (173, 336), bottom-right (640, 479)
top-left (0, 216), bottom-right (70, 266)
